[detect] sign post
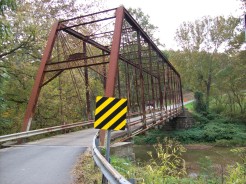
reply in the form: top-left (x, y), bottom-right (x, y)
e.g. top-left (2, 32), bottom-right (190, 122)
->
top-left (105, 130), bottom-right (111, 162)
top-left (94, 96), bottom-right (127, 183)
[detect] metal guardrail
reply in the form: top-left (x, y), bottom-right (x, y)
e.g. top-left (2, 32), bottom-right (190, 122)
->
top-left (92, 132), bottom-right (131, 184)
top-left (0, 107), bottom-right (182, 144)
top-left (0, 121), bottom-right (93, 143)
top-left (91, 108), bottom-right (183, 183)
top-left (1, 107), bottom-right (183, 183)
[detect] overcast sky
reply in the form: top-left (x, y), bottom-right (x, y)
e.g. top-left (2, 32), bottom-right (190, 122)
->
top-left (103, 0), bottom-right (244, 50)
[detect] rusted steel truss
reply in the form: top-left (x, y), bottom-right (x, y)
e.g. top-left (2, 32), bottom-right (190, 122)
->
top-left (22, 6), bottom-right (183, 145)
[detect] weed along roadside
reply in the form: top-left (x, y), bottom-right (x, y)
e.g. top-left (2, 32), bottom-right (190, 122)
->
top-left (129, 101), bottom-right (246, 183)
top-left (73, 139), bottom-right (245, 184)
top-left (73, 101), bottom-right (246, 184)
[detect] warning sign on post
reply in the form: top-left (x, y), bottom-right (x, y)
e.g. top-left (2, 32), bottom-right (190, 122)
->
top-left (94, 96), bottom-right (127, 130)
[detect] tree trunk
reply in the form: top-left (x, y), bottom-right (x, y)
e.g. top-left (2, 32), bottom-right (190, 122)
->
top-left (205, 72), bottom-right (212, 110)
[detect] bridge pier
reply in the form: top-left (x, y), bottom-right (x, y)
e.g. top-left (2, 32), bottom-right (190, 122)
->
top-left (111, 142), bottom-right (134, 161)
top-left (161, 108), bottom-right (194, 131)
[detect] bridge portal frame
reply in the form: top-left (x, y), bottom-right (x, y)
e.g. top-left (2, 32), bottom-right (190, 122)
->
top-left (21, 6), bottom-right (184, 145)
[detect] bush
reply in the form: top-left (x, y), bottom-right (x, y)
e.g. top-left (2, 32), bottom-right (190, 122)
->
top-left (226, 163), bottom-right (246, 183)
top-left (194, 91), bottom-right (207, 113)
top-left (193, 113), bottom-right (209, 124)
top-left (139, 137), bottom-right (187, 183)
top-left (133, 130), bottom-right (167, 145)
top-left (172, 128), bottom-right (205, 143)
top-left (134, 110), bottom-right (246, 146)
top-left (210, 104), bottom-right (225, 114)
top-left (225, 148), bottom-right (246, 183)
top-left (203, 122), bottom-right (234, 142)
top-left (206, 112), bottom-right (221, 120)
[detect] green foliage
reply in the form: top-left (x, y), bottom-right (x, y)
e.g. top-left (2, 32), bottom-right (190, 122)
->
top-left (111, 156), bottom-right (135, 179)
top-left (197, 156), bottom-right (221, 183)
top-left (73, 153), bottom-right (101, 184)
top-left (75, 142), bottom-right (245, 184)
top-left (172, 128), bottom-right (205, 143)
top-left (226, 163), bottom-right (246, 184)
top-left (147, 138), bottom-right (187, 177)
top-left (177, 116), bottom-right (246, 145)
top-left (0, 0), bottom-right (105, 135)
top-left (134, 130), bottom-right (165, 145)
top-left (184, 102), bottom-right (194, 111)
top-left (192, 113), bottom-right (209, 124)
top-left (76, 145), bottom-right (196, 184)
top-left (225, 148), bottom-right (246, 183)
top-left (198, 156), bottom-right (212, 176)
top-left (0, 0), bottom-right (16, 38)
top-left (171, 15), bottom-right (244, 113)
top-left (231, 147), bottom-right (246, 164)
top-left (0, 0), bottom-right (16, 14)
top-left (134, 111), bottom-right (246, 146)
top-left (204, 122), bottom-right (233, 142)
top-left (210, 92), bottom-right (246, 123)
top-left (194, 91), bottom-right (207, 113)
top-left (128, 7), bottom-right (163, 47)
top-left (115, 138), bottom-right (188, 183)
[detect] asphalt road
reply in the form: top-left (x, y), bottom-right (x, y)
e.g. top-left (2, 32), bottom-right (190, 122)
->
top-left (0, 128), bottom-right (98, 184)
top-left (0, 102), bottom-right (191, 184)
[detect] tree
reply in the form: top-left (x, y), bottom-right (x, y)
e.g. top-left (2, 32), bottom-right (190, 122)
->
top-left (174, 15), bottom-right (240, 109)
top-left (128, 7), bottom-right (164, 47)
top-left (0, 0), bottom-right (16, 38)
top-left (0, 0), bottom-right (105, 135)
top-left (214, 17), bottom-right (246, 117)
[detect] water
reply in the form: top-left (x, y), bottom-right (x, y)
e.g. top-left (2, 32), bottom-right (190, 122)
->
top-left (133, 144), bottom-right (241, 176)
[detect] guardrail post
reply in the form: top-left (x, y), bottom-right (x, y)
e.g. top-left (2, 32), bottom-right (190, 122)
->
top-left (102, 130), bottom-right (111, 184)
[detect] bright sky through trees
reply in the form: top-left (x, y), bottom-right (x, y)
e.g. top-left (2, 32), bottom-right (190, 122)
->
top-left (104, 0), bottom-right (244, 49)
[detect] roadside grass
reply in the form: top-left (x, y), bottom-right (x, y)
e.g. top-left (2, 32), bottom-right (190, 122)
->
top-left (184, 102), bottom-right (194, 111)
top-left (72, 139), bottom-right (194, 184)
top-left (73, 142), bottom-right (246, 184)
top-left (73, 151), bottom-right (101, 184)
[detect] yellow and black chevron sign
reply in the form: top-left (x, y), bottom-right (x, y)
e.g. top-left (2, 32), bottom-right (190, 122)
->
top-left (94, 96), bottom-right (127, 130)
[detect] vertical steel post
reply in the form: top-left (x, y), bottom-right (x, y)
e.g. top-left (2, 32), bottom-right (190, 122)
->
top-left (83, 42), bottom-right (91, 120)
top-left (124, 62), bottom-right (131, 136)
top-left (170, 70), bottom-right (174, 115)
top-left (99, 6), bottom-right (124, 146)
top-left (168, 68), bottom-right (171, 114)
top-left (102, 51), bottom-right (107, 90)
top-left (163, 64), bottom-right (167, 111)
top-left (178, 77), bottom-right (181, 111)
top-left (148, 44), bottom-right (156, 110)
top-left (117, 68), bottom-right (121, 97)
top-left (101, 7), bottom-right (124, 184)
top-left (21, 22), bottom-right (59, 132)
top-left (134, 68), bottom-right (140, 112)
top-left (179, 76), bottom-right (184, 110)
top-left (157, 59), bottom-right (163, 117)
top-left (59, 75), bottom-right (65, 124)
top-left (174, 75), bottom-right (178, 114)
top-left (105, 130), bottom-right (111, 161)
top-left (137, 31), bottom-right (147, 128)
top-left (126, 63), bottom-right (131, 111)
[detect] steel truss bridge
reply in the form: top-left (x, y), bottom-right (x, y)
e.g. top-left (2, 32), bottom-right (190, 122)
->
top-left (1, 6), bottom-right (184, 183)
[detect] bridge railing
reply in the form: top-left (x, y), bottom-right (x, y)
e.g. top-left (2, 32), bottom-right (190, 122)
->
top-left (0, 106), bottom-right (182, 143)
top-left (1, 107), bottom-right (183, 183)
top-left (0, 121), bottom-right (93, 143)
